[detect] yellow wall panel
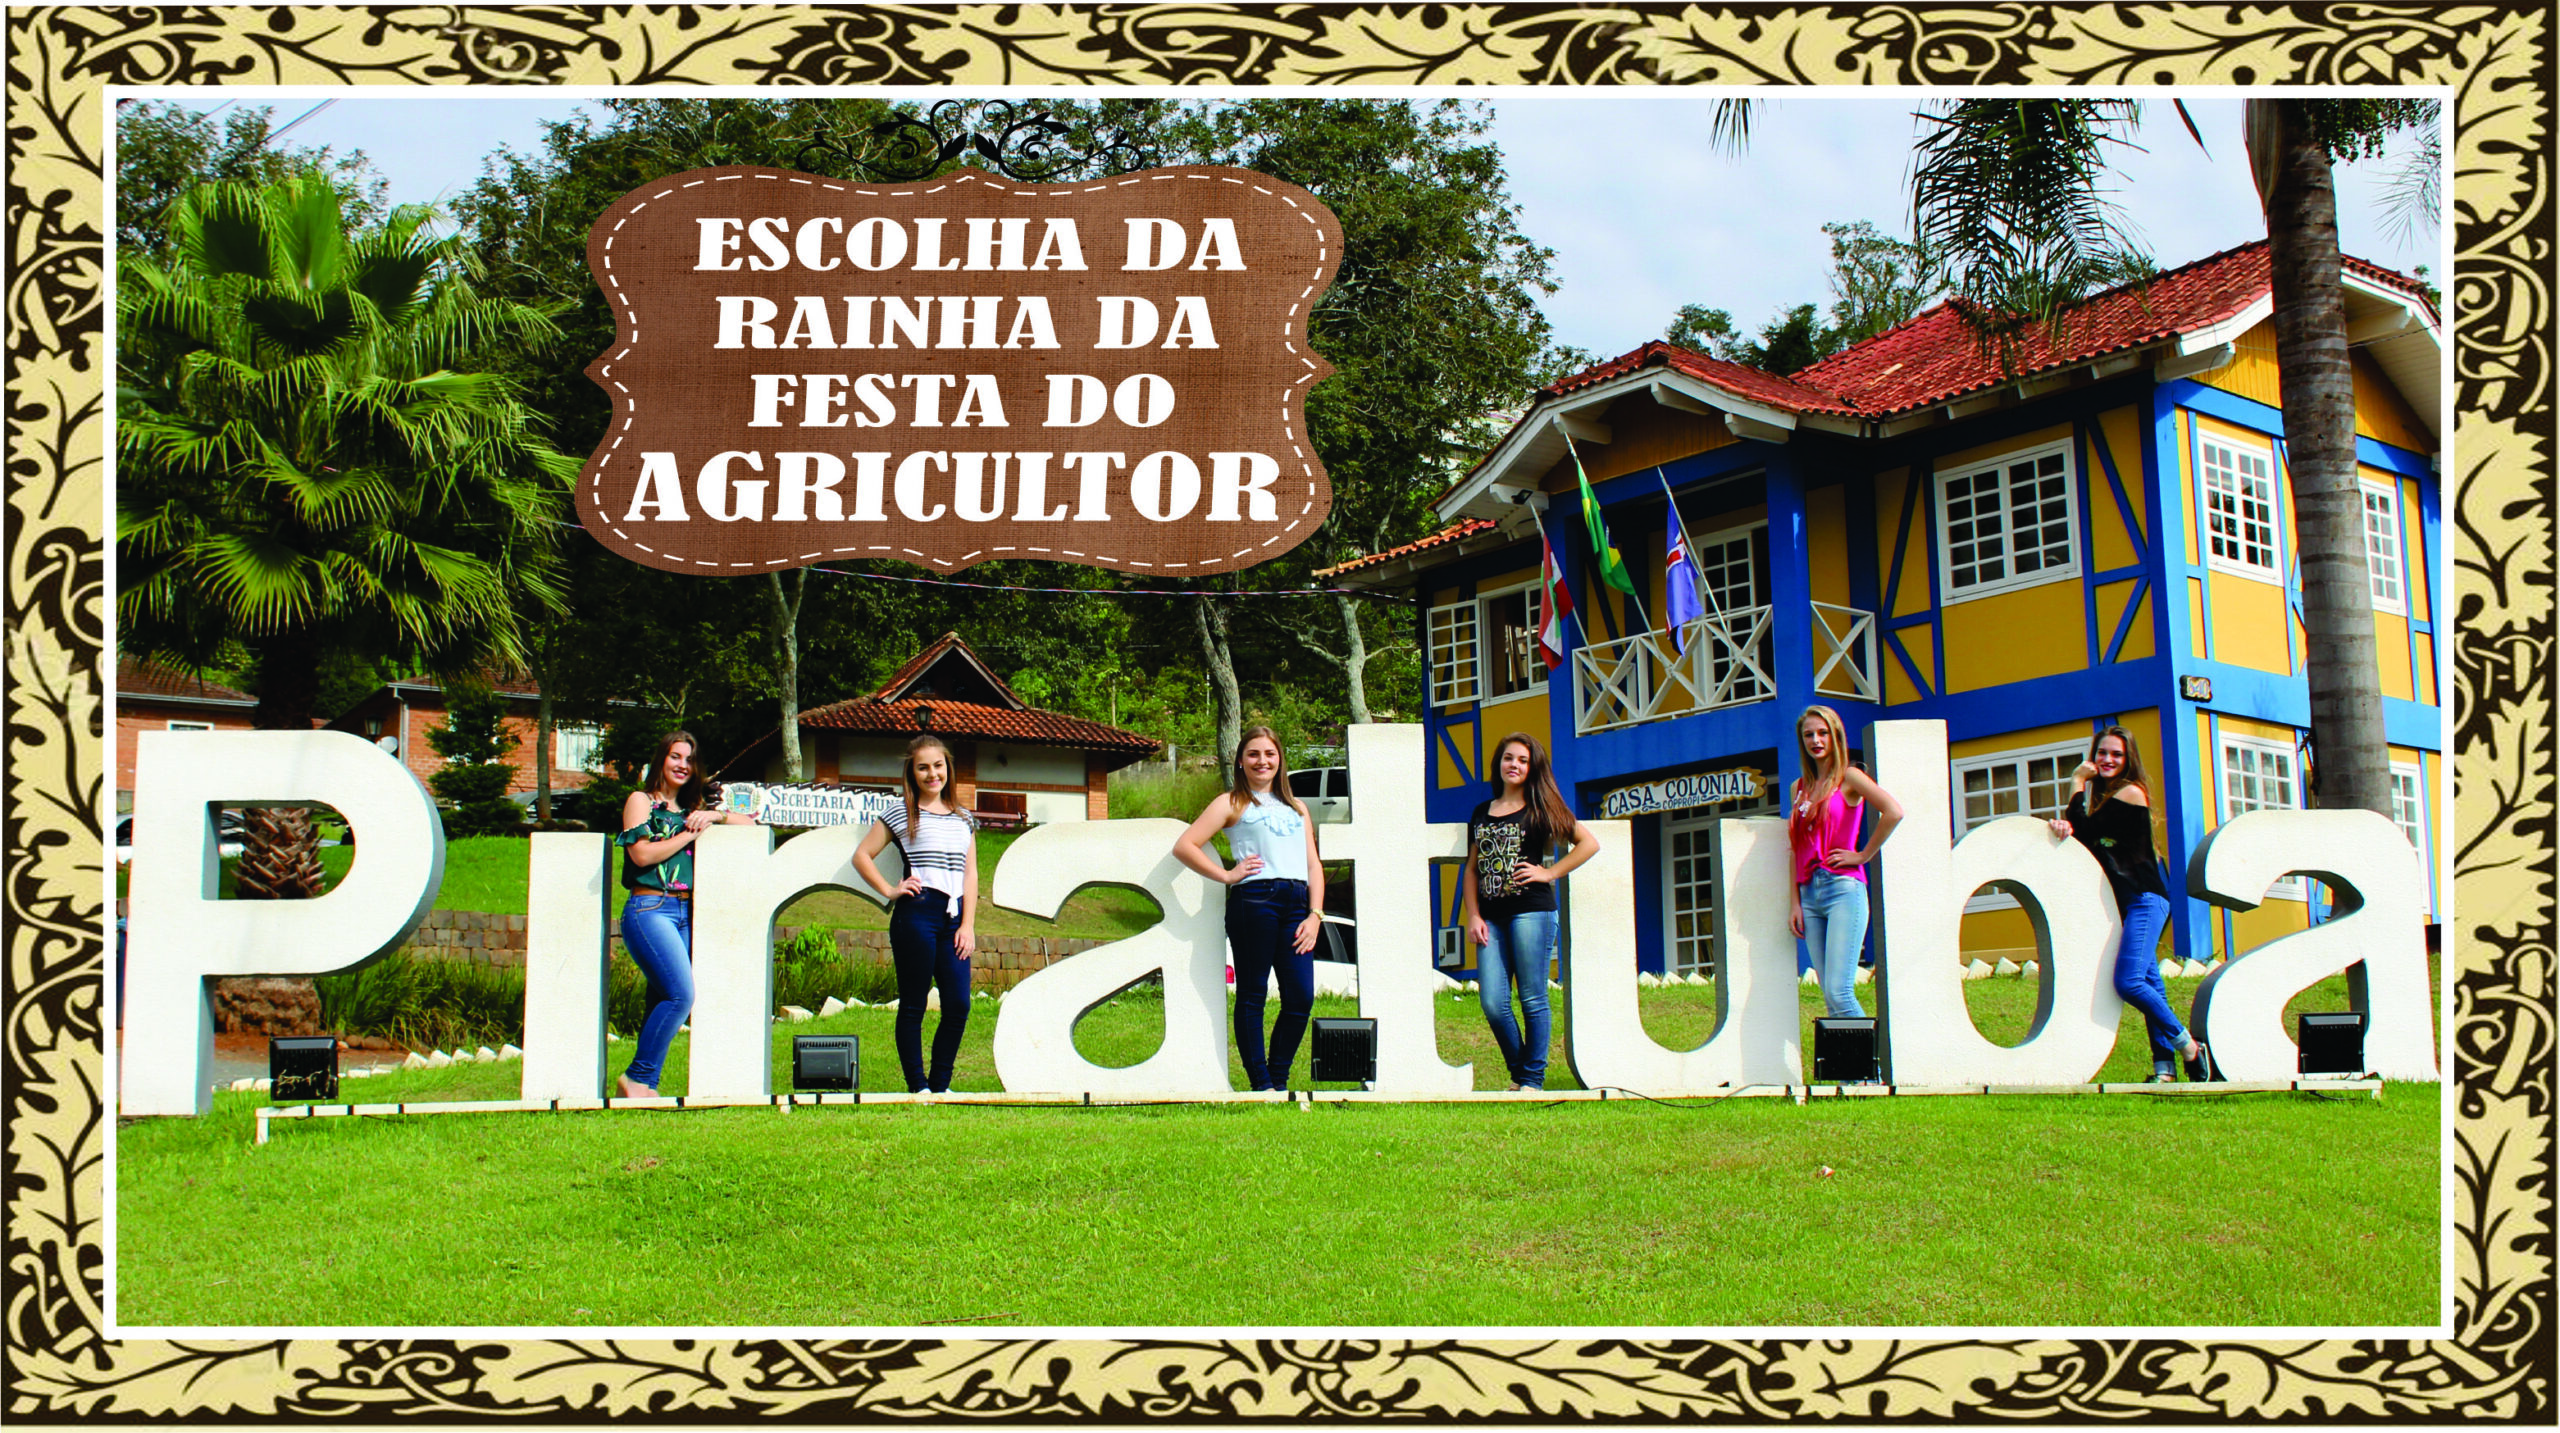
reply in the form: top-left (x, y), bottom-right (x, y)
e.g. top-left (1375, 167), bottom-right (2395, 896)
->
top-left (1593, 397), bottom-right (1736, 480)
top-left (2187, 576), bottom-right (2208, 657)
top-left (2197, 323), bottom-right (2284, 408)
top-left (2115, 585), bottom-right (2157, 661)
top-left (2374, 611), bottom-right (2414, 700)
top-left (2207, 571), bottom-right (2292, 674)
top-left (2352, 349), bottom-right (2431, 452)
top-left (2218, 712), bottom-right (2298, 744)
top-left (1479, 694), bottom-right (1554, 753)
top-left (1873, 469), bottom-right (1935, 619)
top-left (2093, 406), bottom-right (2149, 554)
top-left (2093, 579), bottom-right (2138, 661)
top-left (1941, 421), bottom-right (2074, 474)
top-left (1959, 905), bottom-right (2040, 959)
top-left (2222, 898), bottom-right (2312, 961)
top-left (2414, 632), bottom-right (2436, 705)
top-left (2195, 711), bottom-right (2217, 827)
top-left (1436, 720), bottom-right (1474, 790)
top-left (1480, 562), bottom-right (1537, 592)
top-left (1942, 581), bottom-right (2087, 693)
top-left (1883, 624), bottom-right (1927, 705)
top-left (1951, 719), bottom-right (2090, 761)
top-left (1806, 485), bottom-right (1851, 606)
top-left (2177, 412), bottom-right (2201, 564)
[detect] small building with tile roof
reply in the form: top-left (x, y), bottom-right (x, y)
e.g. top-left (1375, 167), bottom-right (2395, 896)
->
top-left (324, 671), bottom-right (602, 802)
top-left (1324, 240), bottom-right (2442, 976)
top-left (771, 632), bottom-right (1161, 825)
top-left (113, 657), bottom-right (264, 809)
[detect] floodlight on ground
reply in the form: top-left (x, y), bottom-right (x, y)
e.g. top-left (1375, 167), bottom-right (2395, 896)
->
top-left (268, 1036), bottom-right (338, 1101)
top-left (1310, 1017), bottom-right (1377, 1084)
top-left (1812, 1017), bottom-right (1880, 1084)
top-left (2296, 1011), bottom-right (2367, 1077)
top-left (792, 1035), bottom-right (858, 1091)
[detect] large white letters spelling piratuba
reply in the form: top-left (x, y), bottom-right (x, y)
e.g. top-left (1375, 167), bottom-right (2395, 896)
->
top-left (119, 721), bottom-right (2439, 1113)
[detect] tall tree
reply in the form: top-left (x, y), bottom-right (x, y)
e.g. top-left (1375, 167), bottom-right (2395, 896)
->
top-left (117, 175), bottom-right (577, 890)
top-left (115, 100), bottom-right (386, 261)
top-left (1905, 97), bottom-right (2438, 818)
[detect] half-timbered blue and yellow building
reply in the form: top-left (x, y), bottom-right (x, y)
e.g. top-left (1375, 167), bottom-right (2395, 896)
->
top-left (1324, 242), bottom-right (2443, 973)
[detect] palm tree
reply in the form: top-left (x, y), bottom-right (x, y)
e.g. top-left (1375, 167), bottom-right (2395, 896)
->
top-left (1901, 97), bottom-right (2437, 819)
top-left (118, 175), bottom-right (578, 894)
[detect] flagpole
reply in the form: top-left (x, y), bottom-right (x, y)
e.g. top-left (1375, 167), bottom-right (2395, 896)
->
top-left (1558, 430), bottom-right (1655, 634)
top-left (1529, 505), bottom-right (1591, 648)
top-left (1657, 468), bottom-right (1723, 619)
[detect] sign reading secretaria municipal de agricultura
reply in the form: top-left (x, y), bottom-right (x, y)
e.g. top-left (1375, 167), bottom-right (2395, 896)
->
top-left (577, 165), bottom-right (1339, 575)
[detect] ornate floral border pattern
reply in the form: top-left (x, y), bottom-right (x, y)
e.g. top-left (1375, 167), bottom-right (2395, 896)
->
top-left (6, 3), bottom-right (2550, 1422)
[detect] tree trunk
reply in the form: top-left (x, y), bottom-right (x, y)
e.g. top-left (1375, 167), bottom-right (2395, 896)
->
top-left (2256, 100), bottom-right (2391, 817)
top-left (1332, 591), bottom-right (1373, 726)
top-left (1193, 594), bottom-right (1242, 771)
top-left (767, 570), bottom-right (807, 781)
top-left (238, 627), bottom-right (327, 900)
top-left (534, 682), bottom-right (555, 824)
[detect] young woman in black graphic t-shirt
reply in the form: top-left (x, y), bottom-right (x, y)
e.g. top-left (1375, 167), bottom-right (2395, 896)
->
top-left (1462, 733), bottom-right (1599, 1091)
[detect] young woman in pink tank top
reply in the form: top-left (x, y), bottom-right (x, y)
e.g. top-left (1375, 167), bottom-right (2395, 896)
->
top-left (1789, 705), bottom-right (1904, 1019)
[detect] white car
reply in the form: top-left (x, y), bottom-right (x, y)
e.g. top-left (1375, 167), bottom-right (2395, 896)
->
top-left (1288, 766), bottom-right (1351, 824)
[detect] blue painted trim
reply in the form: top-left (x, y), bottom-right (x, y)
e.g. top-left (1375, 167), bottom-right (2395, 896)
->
top-left (2163, 379), bottom-right (2437, 478)
top-left (2089, 410), bottom-right (2145, 548)
top-left (1884, 453), bottom-right (1921, 632)
top-left (2149, 384), bottom-right (2212, 963)
top-left (1884, 657), bottom-right (2170, 742)
top-left (1434, 716), bottom-right (1477, 789)
top-left (2104, 576), bottom-right (2150, 664)
top-left (1919, 456), bottom-right (1946, 695)
top-left (2417, 464), bottom-right (2445, 708)
top-left (1882, 626), bottom-right (1935, 700)
top-left (2179, 659), bottom-right (2442, 751)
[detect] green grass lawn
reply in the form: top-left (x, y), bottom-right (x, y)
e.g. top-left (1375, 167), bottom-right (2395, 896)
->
top-left (116, 973), bottom-right (2440, 1329)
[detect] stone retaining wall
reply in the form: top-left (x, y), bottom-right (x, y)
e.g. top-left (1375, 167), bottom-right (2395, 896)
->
top-left (395, 909), bottom-right (1102, 990)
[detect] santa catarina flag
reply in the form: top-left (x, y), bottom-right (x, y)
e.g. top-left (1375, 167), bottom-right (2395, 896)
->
top-left (1571, 443), bottom-right (1637, 596)
top-left (1665, 523), bottom-right (1704, 653)
top-left (1537, 536), bottom-right (1574, 669)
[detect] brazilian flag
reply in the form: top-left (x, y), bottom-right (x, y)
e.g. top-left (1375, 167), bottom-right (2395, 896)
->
top-left (1571, 441), bottom-right (1638, 596)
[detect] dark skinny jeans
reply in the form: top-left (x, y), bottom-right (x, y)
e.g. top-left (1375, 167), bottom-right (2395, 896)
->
top-left (889, 894), bottom-right (970, 1092)
top-left (1228, 878), bottom-right (1313, 1090)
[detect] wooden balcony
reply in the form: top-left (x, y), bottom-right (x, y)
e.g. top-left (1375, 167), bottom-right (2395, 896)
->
top-left (1570, 604), bottom-right (1878, 737)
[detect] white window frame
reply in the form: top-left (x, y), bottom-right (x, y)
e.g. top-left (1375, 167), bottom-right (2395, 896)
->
top-left (2198, 431), bottom-right (2283, 583)
top-left (1934, 440), bottom-right (2082, 604)
top-left (2361, 478), bottom-right (2408, 615)
top-left (2219, 733), bottom-right (2305, 899)
top-left (1661, 786), bottom-right (1780, 977)
top-left (555, 722), bottom-right (606, 772)
top-left (2388, 760), bottom-right (2433, 913)
top-left (1474, 578), bottom-right (1550, 709)
top-left (1951, 739), bottom-right (2088, 912)
top-left (1426, 598), bottom-right (1482, 708)
top-left (1429, 579), bottom-right (1552, 711)
top-left (166, 720), bottom-right (214, 732)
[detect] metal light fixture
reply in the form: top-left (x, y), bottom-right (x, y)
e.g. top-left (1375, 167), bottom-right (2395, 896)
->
top-left (793, 1035), bottom-right (859, 1091)
top-left (268, 1036), bottom-right (338, 1101)
top-left (1309, 1017), bottom-right (1376, 1084)
top-left (2296, 1011), bottom-right (2367, 1077)
top-left (1812, 1017), bottom-right (1880, 1084)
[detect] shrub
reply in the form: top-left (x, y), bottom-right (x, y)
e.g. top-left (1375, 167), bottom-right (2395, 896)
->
top-left (442, 799), bottom-right (526, 840)
top-left (315, 951), bottom-right (526, 1051)
top-left (1109, 764), bottom-right (1224, 821)
top-left (430, 762), bottom-right (513, 805)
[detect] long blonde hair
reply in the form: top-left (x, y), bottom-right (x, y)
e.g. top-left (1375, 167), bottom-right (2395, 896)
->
top-left (1792, 704), bottom-right (1854, 811)
top-left (1222, 725), bottom-right (1309, 826)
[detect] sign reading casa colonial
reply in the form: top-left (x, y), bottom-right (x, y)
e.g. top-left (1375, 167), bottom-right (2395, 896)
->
top-left (758, 631), bottom-right (1160, 827)
top-left (1322, 239), bottom-right (2444, 981)
top-left (578, 165), bottom-right (1339, 577)
top-left (1600, 768), bottom-right (1762, 818)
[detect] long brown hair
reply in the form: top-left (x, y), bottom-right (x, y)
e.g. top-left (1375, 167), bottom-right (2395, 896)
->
top-left (1491, 732), bottom-right (1576, 857)
top-left (901, 733), bottom-right (955, 838)
top-left (646, 729), bottom-right (711, 812)
top-left (1793, 705), bottom-right (1854, 811)
top-left (2086, 724), bottom-right (2150, 812)
top-left (1222, 725), bottom-right (1309, 826)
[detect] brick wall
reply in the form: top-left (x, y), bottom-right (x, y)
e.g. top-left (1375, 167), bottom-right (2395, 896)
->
top-left (399, 908), bottom-right (1104, 990)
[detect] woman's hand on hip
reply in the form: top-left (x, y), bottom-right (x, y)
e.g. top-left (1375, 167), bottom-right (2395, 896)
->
top-left (1512, 862), bottom-right (1552, 886)
top-left (1227, 854), bottom-right (1265, 884)
top-left (895, 875), bottom-right (924, 898)
top-left (1825, 847), bottom-right (1868, 869)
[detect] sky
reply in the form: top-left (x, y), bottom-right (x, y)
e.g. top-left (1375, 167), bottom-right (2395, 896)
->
top-left (138, 92), bottom-right (2442, 362)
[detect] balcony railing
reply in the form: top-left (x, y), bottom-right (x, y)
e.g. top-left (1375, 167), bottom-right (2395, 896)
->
top-left (1570, 603), bottom-right (1878, 736)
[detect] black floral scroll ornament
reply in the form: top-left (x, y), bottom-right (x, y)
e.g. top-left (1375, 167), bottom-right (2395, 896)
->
top-left (794, 100), bottom-right (1158, 183)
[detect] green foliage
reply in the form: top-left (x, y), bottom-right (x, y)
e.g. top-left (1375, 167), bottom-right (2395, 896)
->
top-left (777, 925), bottom-right (837, 971)
top-left (115, 172), bottom-right (577, 728)
top-left (314, 951), bottom-right (525, 1052)
top-left (117, 102), bottom-right (387, 262)
top-left (1669, 221), bottom-right (1953, 374)
top-left (428, 683), bottom-right (516, 766)
top-left (429, 763), bottom-right (513, 806)
top-left (1109, 764), bottom-right (1226, 822)
top-left (774, 954), bottom-right (903, 1011)
top-left (1909, 98), bottom-right (2151, 332)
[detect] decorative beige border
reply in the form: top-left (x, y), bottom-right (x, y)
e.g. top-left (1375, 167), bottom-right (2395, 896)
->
top-left (7, 3), bottom-right (2548, 1421)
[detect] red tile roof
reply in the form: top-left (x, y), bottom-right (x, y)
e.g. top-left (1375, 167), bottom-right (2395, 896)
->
top-left (1542, 341), bottom-right (1863, 415)
top-left (117, 657), bottom-right (254, 705)
top-left (868, 630), bottom-right (1024, 706)
top-left (1315, 519), bottom-right (1500, 578)
top-left (797, 697), bottom-right (1161, 761)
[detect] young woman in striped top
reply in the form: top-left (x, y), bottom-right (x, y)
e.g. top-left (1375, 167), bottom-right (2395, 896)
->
top-left (856, 734), bottom-right (979, 1094)
top-left (1174, 726), bottom-right (1325, 1092)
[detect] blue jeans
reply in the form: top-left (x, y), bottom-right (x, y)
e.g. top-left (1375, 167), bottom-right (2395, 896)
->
top-left (2110, 892), bottom-right (2188, 1071)
top-left (890, 894), bottom-right (970, 1092)
top-left (619, 892), bottom-right (695, 1090)
top-left (1477, 908), bottom-right (1557, 1089)
top-left (1800, 871), bottom-right (1869, 1018)
top-left (1227, 879), bottom-right (1313, 1090)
